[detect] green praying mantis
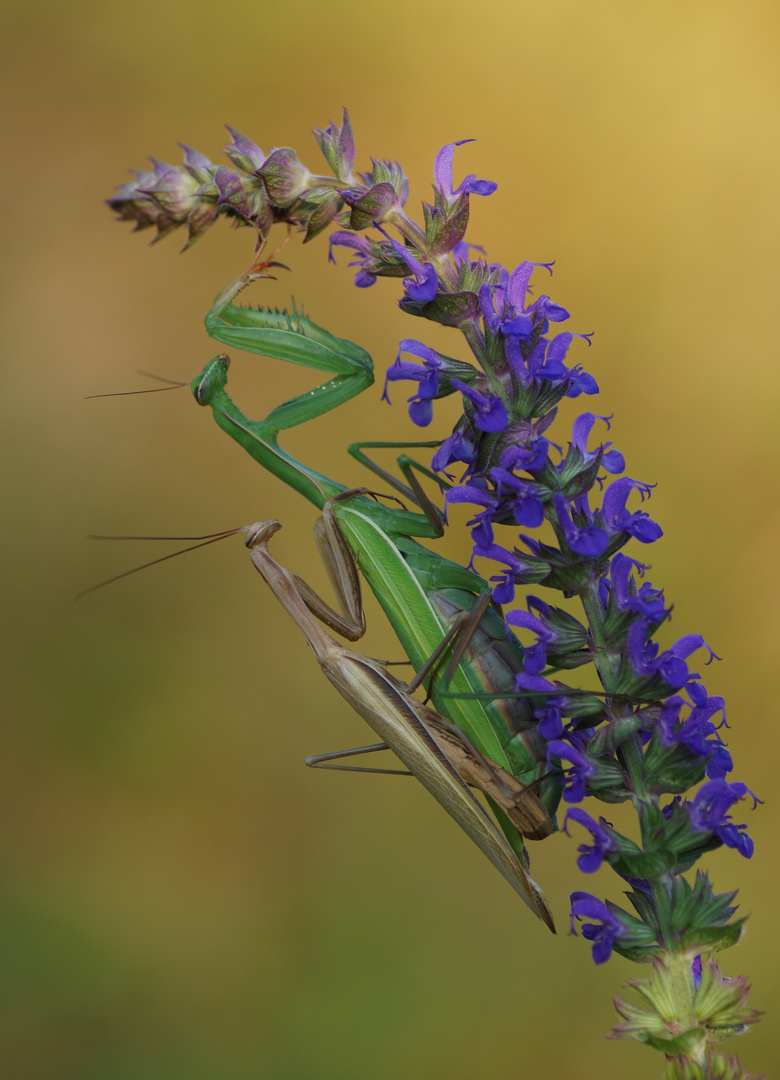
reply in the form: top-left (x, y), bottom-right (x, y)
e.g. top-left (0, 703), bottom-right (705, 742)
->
top-left (182, 255), bottom-right (562, 926)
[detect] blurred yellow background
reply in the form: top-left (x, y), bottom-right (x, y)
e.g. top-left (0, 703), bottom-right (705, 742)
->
top-left (2, 1), bottom-right (778, 1076)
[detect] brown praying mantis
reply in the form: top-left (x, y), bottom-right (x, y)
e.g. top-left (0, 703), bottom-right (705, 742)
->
top-left (242, 499), bottom-right (555, 931)
top-left (86, 479), bottom-right (557, 929)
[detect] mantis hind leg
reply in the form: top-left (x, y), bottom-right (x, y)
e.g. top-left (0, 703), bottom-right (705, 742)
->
top-left (305, 743), bottom-right (412, 775)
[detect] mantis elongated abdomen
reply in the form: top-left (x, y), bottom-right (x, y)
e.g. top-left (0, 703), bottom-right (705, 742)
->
top-left (245, 519), bottom-right (555, 932)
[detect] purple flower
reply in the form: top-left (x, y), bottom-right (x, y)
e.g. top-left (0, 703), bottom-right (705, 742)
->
top-left (628, 626), bottom-right (717, 691)
top-left (529, 332), bottom-right (591, 381)
top-left (479, 265), bottom-right (536, 339)
top-left (552, 477), bottom-right (663, 561)
top-left (601, 477), bottom-right (663, 544)
top-left (475, 264), bottom-right (599, 399)
top-left (375, 228), bottom-right (439, 303)
top-left (570, 892), bottom-right (626, 964)
top-left (328, 231), bottom-right (378, 287)
top-left (452, 240), bottom-right (487, 263)
top-left (564, 808), bottom-right (615, 872)
top-left (444, 484), bottom-right (499, 545)
top-left (431, 430), bottom-right (477, 475)
top-left (566, 367), bottom-right (600, 398)
top-left (554, 493), bottom-right (610, 557)
top-left (546, 740), bottom-right (597, 803)
top-left (449, 379), bottom-right (508, 433)
top-left (488, 468), bottom-right (545, 526)
top-left (499, 437), bottom-right (550, 474)
top-left (471, 541), bottom-right (526, 603)
top-left (688, 780), bottom-right (757, 858)
top-left (513, 672), bottom-right (567, 739)
top-left (432, 140), bottom-right (498, 204)
top-left (383, 339), bottom-right (445, 426)
top-left (570, 413), bottom-right (625, 475)
top-left (505, 609), bottom-right (557, 675)
top-left (607, 553), bottom-right (669, 622)
top-left (656, 690), bottom-right (732, 777)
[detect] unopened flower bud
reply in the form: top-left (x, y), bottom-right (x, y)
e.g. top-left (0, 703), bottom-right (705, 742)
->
top-left (258, 148), bottom-right (312, 208)
top-left (213, 166), bottom-right (251, 221)
top-left (223, 125), bottom-right (266, 173)
top-left (313, 108), bottom-right (355, 182)
top-left (182, 200), bottom-right (221, 249)
top-left (299, 186), bottom-right (344, 243)
top-left (179, 144), bottom-right (214, 184)
top-left (339, 182), bottom-right (399, 230)
top-left (141, 161), bottom-right (201, 220)
top-left (361, 158), bottom-right (409, 207)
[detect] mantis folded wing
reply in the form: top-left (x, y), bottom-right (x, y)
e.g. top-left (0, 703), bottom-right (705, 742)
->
top-left (245, 519), bottom-right (555, 932)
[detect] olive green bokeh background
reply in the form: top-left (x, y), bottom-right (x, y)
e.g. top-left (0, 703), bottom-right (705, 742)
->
top-left (2, 1), bottom-right (779, 1076)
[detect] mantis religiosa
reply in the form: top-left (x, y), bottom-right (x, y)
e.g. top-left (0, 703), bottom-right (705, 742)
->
top-left (190, 263), bottom-right (564, 873)
top-left (241, 512), bottom-right (555, 930)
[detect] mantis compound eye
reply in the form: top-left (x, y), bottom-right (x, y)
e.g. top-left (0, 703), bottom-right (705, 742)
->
top-left (192, 354), bottom-right (231, 405)
top-left (244, 520), bottom-right (282, 549)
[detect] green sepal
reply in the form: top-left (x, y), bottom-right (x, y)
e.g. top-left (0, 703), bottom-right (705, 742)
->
top-left (299, 186), bottom-right (343, 242)
top-left (614, 955), bottom-right (762, 1075)
top-left (602, 600), bottom-right (668, 655)
top-left (258, 148), bottom-right (311, 208)
top-left (363, 158), bottom-right (409, 203)
top-left (611, 938), bottom-right (662, 964)
top-left (611, 847), bottom-right (677, 880)
top-left (571, 750), bottom-right (627, 801)
top-left (589, 708), bottom-right (657, 755)
top-left (558, 690), bottom-right (606, 723)
top-left (693, 956), bottom-right (762, 1038)
top-left (681, 920), bottom-right (746, 955)
top-left (538, 442), bottom-right (605, 500)
top-left (664, 1051), bottom-right (763, 1080)
top-left (537, 604), bottom-right (589, 651)
top-left (312, 108), bottom-right (355, 181)
top-left (422, 191), bottom-right (470, 255)
top-left (644, 1029), bottom-right (706, 1057)
top-left (545, 647), bottom-right (593, 670)
top-left (642, 802), bottom-right (724, 874)
top-left (243, 183), bottom-right (274, 235)
top-left (505, 538), bottom-right (609, 593)
top-left (213, 166), bottom-right (251, 221)
top-left (183, 200), bottom-right (222, 249)
top-left (341, 181), bottom-right (397, 229)
top-left (399, 289), bottom-right (481, 327)
top-left (625, 886), bottom-right (659, 928)
top-left (457, 258), bottom-right (504, 293)
top-left (642, 732), bottom-right (709, 796)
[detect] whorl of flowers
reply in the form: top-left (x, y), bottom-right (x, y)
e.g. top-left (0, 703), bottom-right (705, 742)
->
top-left (109, 111), bottom-right (761, 1079)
